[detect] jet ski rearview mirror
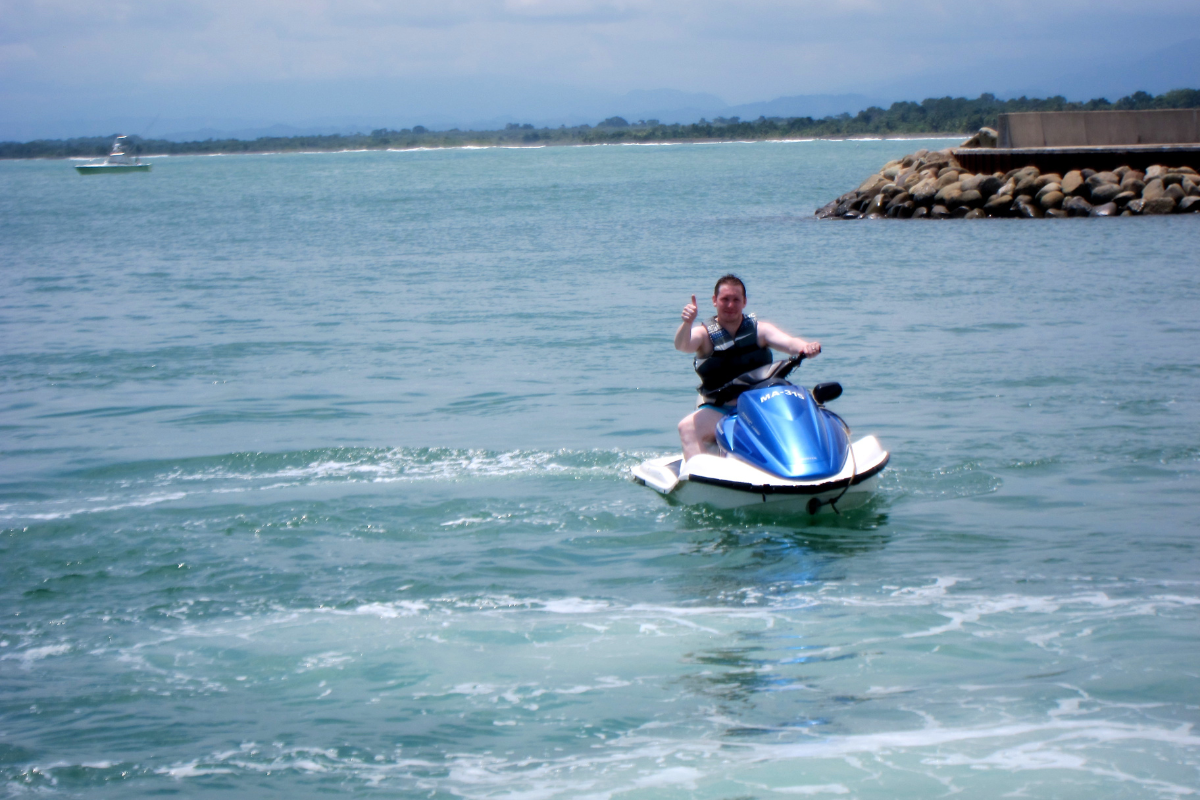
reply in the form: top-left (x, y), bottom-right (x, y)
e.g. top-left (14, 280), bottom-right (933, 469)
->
top-left (812, 382), bottom-right (843, 405)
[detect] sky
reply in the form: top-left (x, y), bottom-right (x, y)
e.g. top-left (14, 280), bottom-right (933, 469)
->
top-left (2, 0), bottom-right (1199, 140)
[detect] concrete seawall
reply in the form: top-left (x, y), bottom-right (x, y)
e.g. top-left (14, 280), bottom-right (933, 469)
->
top-left (998, 110), bottom-right (1200, 148)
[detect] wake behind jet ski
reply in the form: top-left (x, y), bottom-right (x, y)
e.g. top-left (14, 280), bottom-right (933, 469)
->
top-left (632, 354), bottom-right (889, 513)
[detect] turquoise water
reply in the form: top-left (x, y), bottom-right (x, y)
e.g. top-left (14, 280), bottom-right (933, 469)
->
top-left (2, 140), bottom-right (1199, 798)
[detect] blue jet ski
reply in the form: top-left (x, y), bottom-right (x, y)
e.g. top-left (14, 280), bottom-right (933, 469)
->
top-left (632, 355), bottom-right (889, 513)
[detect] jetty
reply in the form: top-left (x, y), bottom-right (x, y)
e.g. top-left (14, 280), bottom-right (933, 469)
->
top-left (817, 110), bottom-right (1200, 218)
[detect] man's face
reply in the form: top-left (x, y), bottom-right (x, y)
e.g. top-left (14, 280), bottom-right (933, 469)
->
top-left (713, 283), bottom-right (746, 323)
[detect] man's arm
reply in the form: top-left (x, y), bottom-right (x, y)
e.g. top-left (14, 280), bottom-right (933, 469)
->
top-left (757, 321), bottom-right (821, 357)
top-left (675, 295), bottom-right (711, 354)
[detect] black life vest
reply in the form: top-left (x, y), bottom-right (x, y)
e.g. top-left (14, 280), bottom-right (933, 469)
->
top-left (694, 313), bottom-right (773, 401)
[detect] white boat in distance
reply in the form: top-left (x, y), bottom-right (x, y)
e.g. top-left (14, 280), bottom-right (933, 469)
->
top-left (75, 136), bottom-right (152, 174)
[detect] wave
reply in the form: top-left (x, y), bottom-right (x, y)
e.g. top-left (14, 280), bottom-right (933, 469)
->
top-left (1, 445), bottom-right (1017, 523)
top-left (16, 685), bottom-right (1198, 798)
top-left (0, 447), bottom-right (646, 521)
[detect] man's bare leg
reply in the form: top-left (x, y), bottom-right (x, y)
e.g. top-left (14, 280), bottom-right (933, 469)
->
top-left (678, 407), bottom-right (727, 461)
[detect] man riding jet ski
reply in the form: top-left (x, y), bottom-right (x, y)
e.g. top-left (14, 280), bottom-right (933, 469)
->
top-left (632, 275), bottom-right (888, 513)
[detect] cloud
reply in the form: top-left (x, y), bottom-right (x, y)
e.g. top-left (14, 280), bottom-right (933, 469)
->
top-left (2, 0), bottom-right (1199, 138)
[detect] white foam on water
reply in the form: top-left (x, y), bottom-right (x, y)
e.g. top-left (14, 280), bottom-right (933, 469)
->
top-left (542, 598), bottom-right (611, 614)
top-left (771, 785), bottom-right (850, 795)
top-left (348, 600), bottom-right (429, 618)
top-left (629, 766), bottom-right (701, 788)
top-left (142, 715), bottom-right (1199, 799)
top-left (295, 652), bottom-right (353, 672)
top-left (161, 762), bottom-right (233, 778)
top-left (1, 447), bottom-right (647, 520)
top-left (441, 516), bottom-right (486, 527)
top-left (4, 491), bottom-right (189, 520)
top-left (822, 577), bottom-right (1200, 631)
top-left (0, 643), bottom-right (71, 667)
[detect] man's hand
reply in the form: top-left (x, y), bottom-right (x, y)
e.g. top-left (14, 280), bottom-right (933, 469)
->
top-left (802, 340), bottom-right (822, 357)
top-left (681, 295), bottom-right (698, 325)
top-left (675, 295), bottom-right (708, 353)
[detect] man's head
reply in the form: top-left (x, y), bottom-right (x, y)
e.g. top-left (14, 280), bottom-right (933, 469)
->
top-left (712, 274), bottom-right (747, 324)
top-left (713, 274), bottom-right (746, 300)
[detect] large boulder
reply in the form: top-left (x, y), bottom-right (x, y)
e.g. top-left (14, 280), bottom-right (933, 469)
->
top-left (935, 182), bottom-right (964, 206)
top-left (1142, 179), bottom-right (1166, 200)
top-left (984, 194), bottom-right (1014, 215)
top-left (1165, 184), bottom-right (1187, 201)
top-left (1063, 196), bottom-right (1093, 216)
top-left (936, 170), bottom-right (960, 188)
top-left (1089, 183), bottom-right (1123, 204)
top-left (1142, 196), bottom-right (1176, 214)
top-left (1015, 201), bottom-right (1044, 218)
top-left (1178, 196), bottom-right (1200, 213)
top-left (1033, 173), bottom-right (1063, 190)
top-left (922, 150), bottom-right (957, 169)
top-left (976, 175), bottom-right (1005, 198)
top-left (1121, 177), bottom-right (1146, 195)
top-left (1090, 202), bottom-right (1119, 217)
top-left (1039, 190), bottom-right (1065, 210)
top-left (1112, 191), bottom-right (1138, 208)
top-left (910, 178), bottom-right (941, 205)
top-left (857, 174), bottom-right (889, 197)
top-left (930, 204), bottom-right (952, 219)
top-left (1035, 182), bottom-right (1062, 202)
top-left (1014, 173), bottom-right (1039, 195)
top-left (1126, 199), bottom-right (1145, 214)
top-left (959, 127), bottom-right (999, 148)
top-left (1061, 170), bottom-right (1085, 195)
top-left (963, 207), bottom-right (987, 219)
top-left (1145, 165), bottom-right (1168, 179)
top-left (958, 189), bottom-right (984, 209)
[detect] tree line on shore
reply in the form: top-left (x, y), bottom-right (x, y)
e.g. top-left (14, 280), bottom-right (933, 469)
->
top-left (4, 89), bottom-right (1198, 160)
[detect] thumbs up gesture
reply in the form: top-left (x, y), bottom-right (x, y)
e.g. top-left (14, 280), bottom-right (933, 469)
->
top-left (682, 294), bottom-right (698, 325)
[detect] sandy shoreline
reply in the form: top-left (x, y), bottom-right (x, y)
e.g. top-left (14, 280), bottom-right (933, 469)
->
top-left (28, 133), bottom-right (965, 162)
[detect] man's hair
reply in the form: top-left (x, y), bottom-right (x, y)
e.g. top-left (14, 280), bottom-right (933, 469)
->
top-left (714, 274), bottom-right (746, 299)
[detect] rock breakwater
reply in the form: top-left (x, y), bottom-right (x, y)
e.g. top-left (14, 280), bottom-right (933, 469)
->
top-left (816, 149), bottom-right (1200, 219)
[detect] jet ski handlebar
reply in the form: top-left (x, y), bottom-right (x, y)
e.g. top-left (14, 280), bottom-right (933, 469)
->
top-left (775, 353), bottom-right (805, 380)
top-left (705, 354), bottom-right (805, 406)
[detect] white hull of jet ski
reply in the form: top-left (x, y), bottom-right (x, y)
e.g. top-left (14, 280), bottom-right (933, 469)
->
top-left (632, 435), bottom-right (889, 513)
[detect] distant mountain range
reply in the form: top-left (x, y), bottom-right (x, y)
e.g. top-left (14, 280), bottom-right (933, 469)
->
top-left (3, 37), bottom-right (1196, 143)
top-left (148, 91), bottom-right (890, 143)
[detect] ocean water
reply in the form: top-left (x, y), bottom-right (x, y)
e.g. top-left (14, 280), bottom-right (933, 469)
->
top-left (1, 140), bottom-right (1198, 799)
